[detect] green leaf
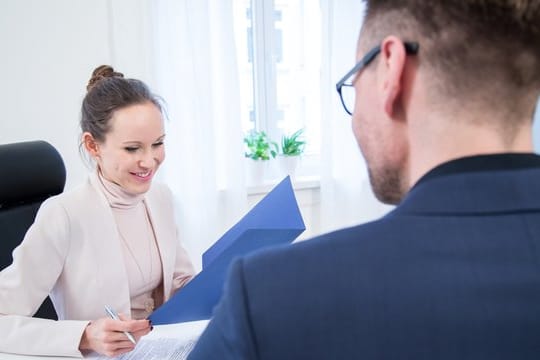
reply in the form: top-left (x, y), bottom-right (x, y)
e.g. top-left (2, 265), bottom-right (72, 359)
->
top-left (243, 130), bottom-right (279, 161)
top-left (280, 128), bottom-right (306, 156)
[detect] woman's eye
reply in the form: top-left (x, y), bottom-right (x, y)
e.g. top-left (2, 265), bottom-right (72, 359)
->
top-left (152, 141), bottom-right (164, 147)
top-left (125, 147), bottom-right (138, 153)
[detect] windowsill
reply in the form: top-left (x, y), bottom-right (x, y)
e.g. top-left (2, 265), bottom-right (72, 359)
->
top-left (247, 175), bottom-right (320, 195)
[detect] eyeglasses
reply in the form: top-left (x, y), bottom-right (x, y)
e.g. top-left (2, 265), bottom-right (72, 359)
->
top-left (336, 42), bottom-right (419, 115)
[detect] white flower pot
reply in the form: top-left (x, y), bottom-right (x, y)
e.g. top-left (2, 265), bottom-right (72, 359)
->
top-left (279, 155), bottom-right (300, 178)
top-left (246, 159), bottom-right (268, 185)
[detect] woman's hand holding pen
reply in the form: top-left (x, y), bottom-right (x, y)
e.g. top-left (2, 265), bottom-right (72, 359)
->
top-left (78, 314), bottom-right (152, 357)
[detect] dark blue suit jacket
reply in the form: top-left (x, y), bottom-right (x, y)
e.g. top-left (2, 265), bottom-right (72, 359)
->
top-left (189, 154), bottom-right (540, 359)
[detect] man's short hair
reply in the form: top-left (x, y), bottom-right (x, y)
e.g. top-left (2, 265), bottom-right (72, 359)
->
top-left (362, 0), bottom-right (540, 123)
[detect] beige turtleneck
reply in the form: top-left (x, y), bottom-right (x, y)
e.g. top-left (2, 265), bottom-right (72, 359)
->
top-left (96, 171), bottom-right (163, 320)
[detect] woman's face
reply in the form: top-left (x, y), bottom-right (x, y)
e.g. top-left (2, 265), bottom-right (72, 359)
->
top-left (89, 102), bottom-right (165, 194)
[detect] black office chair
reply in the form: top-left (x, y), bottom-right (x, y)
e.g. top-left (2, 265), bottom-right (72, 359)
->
top-left (0, 140), bottom-right (66, 320)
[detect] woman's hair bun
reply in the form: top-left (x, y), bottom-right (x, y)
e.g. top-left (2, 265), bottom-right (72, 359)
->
top-left (86, 65), bottom-right (124, 92)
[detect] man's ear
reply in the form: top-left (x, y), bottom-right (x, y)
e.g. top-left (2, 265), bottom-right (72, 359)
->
top-left (82, 132), bottom-right (100, 158)
top-left (378, 36), bottom-right (408, 118)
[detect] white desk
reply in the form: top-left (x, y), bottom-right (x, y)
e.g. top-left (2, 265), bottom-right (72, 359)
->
top-left (0, 320), bottom-right (209, 360)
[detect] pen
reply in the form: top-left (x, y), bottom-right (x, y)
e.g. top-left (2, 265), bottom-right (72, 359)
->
top-left (104, 305), bottom-right (137, 345)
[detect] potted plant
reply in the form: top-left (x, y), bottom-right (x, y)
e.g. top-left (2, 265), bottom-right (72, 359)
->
top-left (279, 129), bottom-right (306, 178)
top-left (244, 130), bottom-right (279, 160)
top-left (244, 130), bottom-right (278, 184)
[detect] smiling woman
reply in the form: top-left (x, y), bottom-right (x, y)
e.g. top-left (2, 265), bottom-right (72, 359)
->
top-left (0, 65), bottom-right (195, 358)
top-left (83, 101), bottom-right (165, 194)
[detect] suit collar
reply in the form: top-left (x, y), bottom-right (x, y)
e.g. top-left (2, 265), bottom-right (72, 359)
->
top-left (415, 153), bottom-right (540, 187)
top-left (143, 188), bottom-right (176, 301)
top-left (394, 153), bottom-right (540, 216)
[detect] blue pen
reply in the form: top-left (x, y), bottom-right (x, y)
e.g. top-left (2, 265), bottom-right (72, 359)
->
top-left (104, 305), bottom-right (137, 345)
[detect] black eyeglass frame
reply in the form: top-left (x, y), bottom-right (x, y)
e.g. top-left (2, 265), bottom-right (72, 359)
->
top-left (336, 41), bottom-right (419, 115)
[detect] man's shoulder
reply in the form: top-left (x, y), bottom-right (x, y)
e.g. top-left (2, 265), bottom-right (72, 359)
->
top-left (242, 214), bottom-right (403, 273)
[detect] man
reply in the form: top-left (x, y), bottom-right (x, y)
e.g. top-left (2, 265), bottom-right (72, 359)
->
top-left (189, 1), bottom-right (540, 358)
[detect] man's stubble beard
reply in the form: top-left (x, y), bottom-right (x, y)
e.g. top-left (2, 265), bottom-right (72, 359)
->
top-left (367, 164), bottom-right (407, 205)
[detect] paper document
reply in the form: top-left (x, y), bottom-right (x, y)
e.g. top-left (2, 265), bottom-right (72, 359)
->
top-left (149, 176), bottom-right (305, 324)
top-left (86, 320), bottom-right (209, 360)
top-left (89, 338), bottom-right (196, 360)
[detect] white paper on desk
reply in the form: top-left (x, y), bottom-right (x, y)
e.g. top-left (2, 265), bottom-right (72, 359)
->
top-left (86, 320), bottom-right (209, 360)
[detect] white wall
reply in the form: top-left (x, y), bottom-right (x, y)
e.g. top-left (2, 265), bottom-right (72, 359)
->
top-left (0, 0), bottom-right (151, 190)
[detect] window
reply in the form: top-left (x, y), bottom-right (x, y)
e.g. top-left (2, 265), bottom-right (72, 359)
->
top-left (233, 0), bottom-right (322, 176)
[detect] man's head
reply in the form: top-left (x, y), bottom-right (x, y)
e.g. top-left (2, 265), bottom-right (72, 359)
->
top-left (342, 0), bottom-right (540, 204)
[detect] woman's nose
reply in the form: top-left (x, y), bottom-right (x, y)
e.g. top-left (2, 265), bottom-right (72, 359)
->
top-left (138, 151), bottom-right (154, 168)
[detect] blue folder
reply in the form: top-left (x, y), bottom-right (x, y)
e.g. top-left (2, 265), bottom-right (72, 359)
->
top-left (148, 176), bottom-right (306, 324)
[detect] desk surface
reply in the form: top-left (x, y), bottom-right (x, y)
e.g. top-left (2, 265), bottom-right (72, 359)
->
top-left (0, 320), bottom-right (209, 360)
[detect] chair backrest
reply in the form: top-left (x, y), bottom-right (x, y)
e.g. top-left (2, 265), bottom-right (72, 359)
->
top-left (0, 140), bottom-right (66, 320)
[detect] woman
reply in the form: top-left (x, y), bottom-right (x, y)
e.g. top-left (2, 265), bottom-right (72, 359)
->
top-left (0, 65), bottom-right (194, 357)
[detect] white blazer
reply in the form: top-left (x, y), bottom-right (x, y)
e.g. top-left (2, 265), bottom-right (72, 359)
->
top-left (0, 175), bottom-right (194, 357)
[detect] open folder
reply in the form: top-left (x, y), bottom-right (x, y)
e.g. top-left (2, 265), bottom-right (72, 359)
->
top-left (148, 176), bottom-right (306, 325)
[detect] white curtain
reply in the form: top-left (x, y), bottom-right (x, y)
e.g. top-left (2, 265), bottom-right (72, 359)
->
top-left (319, 0), bottom-right (393, 234)
top-left (533, 97), bottom-right (540, 151)
top-left (150, 0), bottom-right (247, 271)
top-left (149, 0), bottom-right (393, 270)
